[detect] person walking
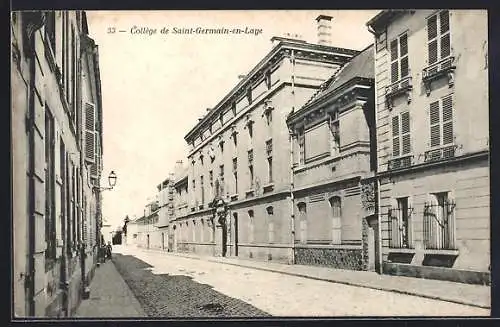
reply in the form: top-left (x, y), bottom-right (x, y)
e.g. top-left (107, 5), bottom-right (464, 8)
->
top-left (106, 241), bottom-right (113, 260)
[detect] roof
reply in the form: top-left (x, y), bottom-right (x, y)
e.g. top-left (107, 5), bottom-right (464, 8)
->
top-left (299, 44), bottom-right (374, 111)
top-left (366, 10), bottom-right (407, 33)
top-left (174, 167), bottom-right (189, 186)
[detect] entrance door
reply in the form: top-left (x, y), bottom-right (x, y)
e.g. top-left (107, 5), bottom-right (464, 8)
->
top-left (147, 234), bottom-right (150, 249)
top-left (233, 213), bottom-right (239, 257)
top-left (365, 215), bottom-right (381, 273)
top-left (221, 224), bottom-right (227, 257)
top-left (161, 233), bottom-right (165, 250)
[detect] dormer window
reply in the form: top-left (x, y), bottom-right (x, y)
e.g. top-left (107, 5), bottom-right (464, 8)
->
top-left (219, 112), bottom-right (224, 126)
top-left (231, 101), bottom-right (237, 116)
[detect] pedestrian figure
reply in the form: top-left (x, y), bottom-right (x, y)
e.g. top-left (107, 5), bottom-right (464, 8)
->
top-left (106, 241), bottom-right (113, 260)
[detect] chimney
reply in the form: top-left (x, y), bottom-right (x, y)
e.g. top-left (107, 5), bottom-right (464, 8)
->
top-left (316, 15), bottom-right (333, 46)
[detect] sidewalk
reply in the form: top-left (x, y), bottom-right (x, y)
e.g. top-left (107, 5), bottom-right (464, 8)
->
top-left (142, 248), bottom-right (490, 310)
top-left (74, 260), bottom-right (147, 318)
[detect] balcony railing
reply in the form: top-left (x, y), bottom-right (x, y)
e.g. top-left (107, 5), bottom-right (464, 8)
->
top-left (388, 207), bottom-right (414, 249)
top-left (388, 155), bottom-right (413, 170)
top-left (424, 145), bottom-right (457, 163)
top-left (385, 76), bottom-right (413, 109)
top-left (422, 56), bottom-right (456, 95)
top-left (423, 200), bottom-right (456, 250)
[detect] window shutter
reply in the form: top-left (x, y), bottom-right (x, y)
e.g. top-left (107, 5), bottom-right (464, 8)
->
top-left (392, 116), bottom-right (400, 157)
top-left (427, 15), bottom-right (438, 40)
top-left (440, 33), bottom-right (451, 59)
top-left (400, 57), bottom-right (409, 78)
top-left (440, 10), bottom-right (450, 34)
top-left (401, 112), bottom-right (411, 155)
top-left (430, 101), bottom-right (441, 147)
top-left (399, 34), bottom-right (408, 56)
top-left (442, 95), bottom-right (454, 145)
top-left (84, 102), bottom-right (96, 163)
top-left (428, 40), bottom-right (438, 64)
top-left (390, 39), bottom-right (399, 83)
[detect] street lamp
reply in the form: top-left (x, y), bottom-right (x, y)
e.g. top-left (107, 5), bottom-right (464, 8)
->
top-left (93, 170), bottom-right (118, 192)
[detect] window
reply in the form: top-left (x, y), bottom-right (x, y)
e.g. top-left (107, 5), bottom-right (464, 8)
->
top-left (298, 202), bottom-right (307, 244)
top-left (265, 70), bottom-right (272, 89)
top-left (232, 158), bottom-right (238, 194)
top-left (389, 197), bottom-right (413, 248)
top-left (248, 210), bottom-right (254, 243)
top-left (232, 131), bottom-right (238, 146)
top-left (200, 176), bottom-right (204, 205)
top-left (219, 112), bottom-right (224, 126)
top-left (231, 101), bottom-right (237, 116)
top-left (329, 114), bottom-right (340, 155)
top-left (427, 10), bottom-right (451, 65)
top-left (45, 109), bottom-right (56, 265)
top-left (219, 165), bottom-right (225, 195)
top-left (192, 220), bottom-right (196, 242)
top-left (209, 170), bottom-right (213, 195)
top-left (247, 87), bottom-right (252, 104)
top-left (248, 150), bottom-right (254, 189)
top-left (429, 94), bottom-right (454, 148)
top-left (298, 129), bottom-right (305, 165)
top-left (329, 197), bottom-right (341, 244)
top-left (200, 219), bottom-right (205, 242)
top-left (265, 110), bottom-right (273, 126)
top-left (392, 112), bottom-right (411, 157)
top-left (266, 139), bottom-right (273, 183)
top-left (390, 33), bottom-right (409, 83)
top-left (267, 206), bottom-right (274, 243)
top-left (424, 192), bottom-right (455, 250)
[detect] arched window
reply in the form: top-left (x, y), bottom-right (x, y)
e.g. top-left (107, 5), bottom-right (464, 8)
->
top-left (192, 220), bottom-right (196, 242)
top-left (266, 206), bottom-right (274, 243)
top-left (200, 219), bottom-right (205, 243)
top-left (297, 202), bottom-right (307, 243)
top-left (248, 210), bottom-right (254, 243)
top-left (329, 196), bottom-right (342, 244)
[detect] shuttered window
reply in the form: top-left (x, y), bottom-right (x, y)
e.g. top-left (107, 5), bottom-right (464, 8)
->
top-left (393, 112), bottom-right (411, 157)
top-left (430, 94), bottom-right (454, 147)
top-left (390, 33), bottom-right (409, 83)
top-left (428, 10), bottom-right (451, 65)
top-left (85, 102), bottom-right (96, 163)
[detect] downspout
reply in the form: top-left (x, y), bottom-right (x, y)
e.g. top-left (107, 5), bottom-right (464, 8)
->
top-left (367, 22), bottom-right (384, 274)
top-left (289, 49), bottom-right (296, 264)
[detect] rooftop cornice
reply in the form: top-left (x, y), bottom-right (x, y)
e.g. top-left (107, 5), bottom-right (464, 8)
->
top-left (287, 77), bottom-right (373, 125)
top-left (184, 40), bottom-right (359, 143)
top-left (366, 10), bottom-right (409, 33)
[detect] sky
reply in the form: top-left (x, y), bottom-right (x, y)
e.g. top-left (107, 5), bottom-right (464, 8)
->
top-left (86, 10), bottom-right (380, 229)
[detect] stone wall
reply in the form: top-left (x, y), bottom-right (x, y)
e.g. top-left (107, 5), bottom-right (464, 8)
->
top-left (294, 246), bottom-right (364, 270)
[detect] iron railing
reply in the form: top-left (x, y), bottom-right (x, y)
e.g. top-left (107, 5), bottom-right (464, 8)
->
top-left (423, 200), bottom-right (456, 250)
top-left (388, 155), bottom-right (413, 170)
top-left (424, 145), bottom-right (457, 163)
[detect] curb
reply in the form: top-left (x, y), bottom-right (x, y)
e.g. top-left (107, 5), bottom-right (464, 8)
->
top-left (128, 247), bottom-right (490, 310)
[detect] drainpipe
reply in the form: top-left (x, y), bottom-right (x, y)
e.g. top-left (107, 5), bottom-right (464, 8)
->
top-left (289, 49), bottom-right (296, 264)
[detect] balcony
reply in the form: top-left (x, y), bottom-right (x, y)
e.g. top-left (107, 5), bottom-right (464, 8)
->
top-left (387, 155), bottom-right (413, 171)
top-left (424, 145), bottom-right (457, 163)
top-left (422, 56), bottom-right (456, 95)
top-left (385, 76), bottom-right (413, 109)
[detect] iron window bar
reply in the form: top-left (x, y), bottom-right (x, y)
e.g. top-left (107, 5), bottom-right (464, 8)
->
top-left (385, 76), bottom-right (413, 109)
top-left (423, 200), bottom-right (456, 250)
top-left (424, 144), bottom-right (457, 163)
top-left (388, 154), bottom-right (413, 171)
top-left (422, 56), bottom-right (456, 95)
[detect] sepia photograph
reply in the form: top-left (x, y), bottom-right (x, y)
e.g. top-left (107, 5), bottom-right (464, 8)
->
top-left (10, 9), bottom-right (490, 319)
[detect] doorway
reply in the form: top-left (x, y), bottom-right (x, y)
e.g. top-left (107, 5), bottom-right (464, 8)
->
top-left (233, 213), bottom-right (239, 257)
top-left (147, 234), bottom-right (150, 249)
top-left (161, 233), bottom-right (165, 251)
top-left (365, 215), bottom-right (380, 273)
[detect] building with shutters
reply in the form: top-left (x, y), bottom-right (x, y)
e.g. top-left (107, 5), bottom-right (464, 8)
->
top-left (135, 196), bottom-right (160, 250)
top-left (11, 11), bottom-right (104, 317)
top-left (286, 44), bottom-right (378, 272)
top-left (366, 10), bottom-right (490, 284)
top-left (178, 17), bottom-right (360, 263)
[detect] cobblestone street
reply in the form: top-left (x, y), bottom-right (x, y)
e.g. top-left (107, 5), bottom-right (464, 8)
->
top-left (111, 246), bottom-right (489, 317)
top-left (112, 253), bottom-right (270, 317)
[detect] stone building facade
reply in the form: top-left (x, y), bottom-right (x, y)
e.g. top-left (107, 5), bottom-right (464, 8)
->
top-left (11, 11), bottom-right (104, 317)
top-left (286, 45), bottom-right (378, 271)
top-left (177, 27), bottom-right (360, 263)
top-left (366, 10), bottom-right (490, 284)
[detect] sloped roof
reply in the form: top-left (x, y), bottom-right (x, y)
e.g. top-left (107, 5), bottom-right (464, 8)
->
top-left (301, 44), bottom-right (374, 110)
